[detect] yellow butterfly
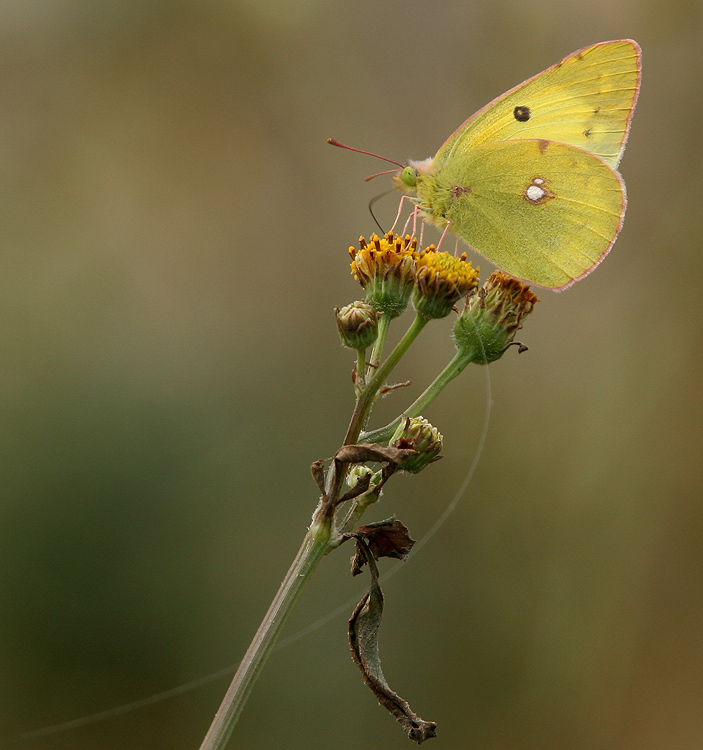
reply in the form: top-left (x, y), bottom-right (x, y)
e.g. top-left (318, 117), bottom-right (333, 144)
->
top-left (394, 40), bottom-right (641, 289)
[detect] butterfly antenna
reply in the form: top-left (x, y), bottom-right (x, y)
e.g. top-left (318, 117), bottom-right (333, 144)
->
top-left (368, 188), bottom-right (396, 234)
top-left (327, 138), bottom-right (403, 168)
top-left (364, 168), bottom-right (399, 182)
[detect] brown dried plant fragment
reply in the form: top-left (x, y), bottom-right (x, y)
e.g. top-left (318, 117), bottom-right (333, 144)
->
top-left (348, 539), bottom-right (437, 744)
top-left (348, 517), bottom-right (415, 576)
top-left (379, 380), bottom-right (413, 397)
top-left (336, 471), bottom-right (373, 505)
top-left (334, 443), bottom-right (418, 466)
top-left (310, 459), bottom-right (327, 496)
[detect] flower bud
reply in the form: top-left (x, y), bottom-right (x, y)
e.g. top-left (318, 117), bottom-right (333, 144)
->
top-left (453, 272), bottom-right (538, 364)
top-left (390, 416), bottom-right (443, 474)
top-left (335, 301), bottom-right (379, 350)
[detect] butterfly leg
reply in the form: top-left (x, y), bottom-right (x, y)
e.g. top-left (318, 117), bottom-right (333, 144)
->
top-left (401, 204), bottom-right (422, 238)
top-left (436, 220), bottom-right (451, 251)
top-left (390, 194), bottom-right (415, 235)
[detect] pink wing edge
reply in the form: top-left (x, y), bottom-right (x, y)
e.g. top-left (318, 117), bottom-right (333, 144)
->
top-left (438, 39), bottom-right (642, 163)
top-left (549, 151), bottom-right (628, 292)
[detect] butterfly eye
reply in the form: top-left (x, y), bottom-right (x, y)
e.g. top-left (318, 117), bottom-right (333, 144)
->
top-left (400, 166), bottom-right (418, 187)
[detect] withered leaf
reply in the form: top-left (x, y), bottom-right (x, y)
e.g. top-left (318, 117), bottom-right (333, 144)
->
top-left (348, 539), bottom-right (437, 744)
top-left (337, 471), bottom-right (372, 505)
top-left (350, 517), bottom-right (415, 576)
top-left (379, 380), bottom-right (412, 397)
top-left (334, 443), bottom-right (417, 466)
top-left (310, 459), bottom-right (327, 495)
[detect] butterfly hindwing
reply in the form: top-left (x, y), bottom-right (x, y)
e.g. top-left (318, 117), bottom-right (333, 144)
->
top-left (416, 139), bottom-right (625, 289)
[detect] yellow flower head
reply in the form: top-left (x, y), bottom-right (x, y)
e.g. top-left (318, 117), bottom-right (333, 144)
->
top-left (349, 233), bottom-right (419, 318)
top-left (413, 248), bottom-right (479, 319)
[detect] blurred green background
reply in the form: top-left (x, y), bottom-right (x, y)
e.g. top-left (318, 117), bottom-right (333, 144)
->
top-left (1, 1), bottom-right (702, 748)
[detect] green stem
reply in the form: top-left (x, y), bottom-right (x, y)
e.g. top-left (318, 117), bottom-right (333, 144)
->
top-left (198, 516), bottom-right (332, 750)
top-left (198, 313), bottom-right (431, 749)
top-left (366, 312), bottom-right (391, 378)
top-left (332, 489), bottom-right (377, 545)
top-left (344, 313), bottom-right (429, 447)
top-left (361, 345), bottom-right (479, 444)
top-left (355, 347), bottom-right (367, 391)
top-left (199, 314), bottom-right (431, 748)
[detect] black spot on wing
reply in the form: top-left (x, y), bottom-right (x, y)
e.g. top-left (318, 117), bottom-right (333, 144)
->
top-left (513, 105), bottom-right (531, 122)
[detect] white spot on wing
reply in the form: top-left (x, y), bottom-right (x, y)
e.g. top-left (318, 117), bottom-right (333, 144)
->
top-left (526, 185), bottom-right (546, 202)
top-left (523, 175), bottom-right (554, 205)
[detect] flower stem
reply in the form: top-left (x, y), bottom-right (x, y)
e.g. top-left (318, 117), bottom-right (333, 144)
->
top-left (344, 313), bottom-right (428, 446)
top-left (361, 345), bottom-right (478, 444)
top-left (355, 347), bottom-right (367, 391)
top-left (198, 515), bottom-right (332, 750)
top-left (199, 314), bottom-right (429, 749)
top-left (366, 312), bottom-right (391, 377)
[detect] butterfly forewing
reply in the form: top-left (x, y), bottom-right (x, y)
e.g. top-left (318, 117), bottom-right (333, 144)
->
top-left (433, 40), bottom-right (641, 170)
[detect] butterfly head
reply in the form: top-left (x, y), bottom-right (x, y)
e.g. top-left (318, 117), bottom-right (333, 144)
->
top-left (398, 166), bottom-right (419, 188)
top-left (394, 158), bottom-right (434, 194)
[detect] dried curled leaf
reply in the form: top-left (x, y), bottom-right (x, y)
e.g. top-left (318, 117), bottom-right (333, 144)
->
top-left (379, 380), bottom-right (412, 397)
top-left (337, 471), bottom-right (372, 505)
top-left (349, 539), bottom-right (437, 744)
top-left (350, 517), bottom-right (415, 576)
top-left (310, 459), bottom-right (327, 496)
top-left (334, 442), bottom-right (417, 466)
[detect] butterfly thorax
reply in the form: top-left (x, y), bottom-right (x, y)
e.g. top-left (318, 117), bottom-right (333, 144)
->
top-left (409, 157), bottom-right (474, 227)
top-left (394, 158), bottom-right (456, 227)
